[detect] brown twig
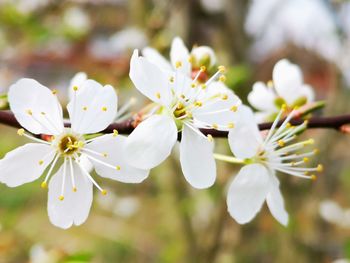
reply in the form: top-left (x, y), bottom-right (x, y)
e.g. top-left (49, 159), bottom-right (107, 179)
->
top-left (1, 110), bottom-right (350, 136)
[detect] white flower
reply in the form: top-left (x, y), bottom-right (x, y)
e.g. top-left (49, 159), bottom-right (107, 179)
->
top-left (219, 106), bottom-right (322, 225)
top-left (142, 36), bottom-right (217, 77)
top-left (245, 0), bottom-right (341, 63)
top-left (319, 200), bottom-right (350, 228)
top-left (124, 50), bottom-right (241, 189)
top-left (248, 59), bottom-right (315, 121)
top-left (0, 78), bottom-right (149, 229)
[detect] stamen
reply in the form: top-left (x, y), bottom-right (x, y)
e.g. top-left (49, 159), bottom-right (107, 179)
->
top-left (175, 61), bottom-right (182, 68)
top-left (17, 129), bottom-right (50, 145)
top-left (59, 158), bottom-right (67, 201)
top-left (41, 154), bottom-right (60, 188)
top-left (75, 158), bottom-right (105, 194)
top-left (68, 157), bottom-right (76, 192)
top-left (115, 97), bottom-right (137, 120)
top-left (83, 151), bottom-right (120, 171)
top-left (113, 129), bottom-right (119, 137)
top-left (102, 107), bottom-right (107, 111)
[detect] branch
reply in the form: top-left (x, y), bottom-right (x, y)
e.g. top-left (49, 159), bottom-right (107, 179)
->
top-left (1, 110), bottom-right (350, 137)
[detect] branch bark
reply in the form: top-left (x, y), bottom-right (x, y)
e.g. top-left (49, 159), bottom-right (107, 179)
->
top-left (0, 110), bottom-right (350, 136)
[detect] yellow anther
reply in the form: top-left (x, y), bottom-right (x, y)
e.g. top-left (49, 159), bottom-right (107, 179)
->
top-left (194, 101), bottom-right (202, 107)
top-left (77, 141), bottom-right (84, 148)
top-left (103, 153), bottom-right (108, 157)
top-left (207, 134), bottom-right (213, 142)
top-left (303, 120), bottom-right (309, 125)
top-left (227, 122), bottom-right (235, 129)
top-left (40, 112), bottom-right (46, 115)
top-left (82, 106), bottom-right (88, 111)
top-left (102, 106), bottom-right (107, 112)
top-left (278, 140), bottom-right (285, 147)
top-left (286, 123), bottom-right (292, 128)
top-left (52, 89), bottom-right (58, 95)
top-left (116, 165), bottom-right (121, 170)
top-left (212, 123), bottom-right (218, 129)
top-left (188, 56), bottom-right (193, 63)
top-left (218, 65), bottom-right (226, 73)
top-left (185, 111), bottom-right (193, 118)
top-left (156, 92), bottom-right (161, 99)
top-left (200, 65), bottom-right (206, 72)
top-left (175, 61), bottom-right (182, 68)
top-left (313, 148), bottom-right (319, 154)
top-left (201, 84), bottom-right (207, 90)
top-left (41, 182), bottom-right (47, 189)
top-left (38, 160), bottom-right (44, 165)
top-left (180, 94), bottom-right (186, 99)
top-left (176, 103), bottom-right (184, 110)
top-left (230, 105), bottom-right (238, 112)
top-left (73, 187), bottom-right (77, 192)
top-left (317, 164), bottom-right (323, 172)
top-left (267, 80), bottom-right (274, 88)
top-left (26, 109), bottom-right (33, 115)
top-left (293, 106), bottom-right (299, 111)
top-left (17, 128), bottom-right (25, 136)
top-left (310, 174), bottom-right (317, 181)
top-left (191, 83), bottom-right (196, 88)
top-left (73, 86), bottom-right (78, 91)
top-left (102, 189), bottom-right (107, 195)
top-left (169, 76), bottom-right (174, 83)
top-left (221, 94), bottom-right (228, 100)
top-left (281, 104), bottom-right (287, 111)
top-left (59, 195), bottom-right (64, 201)
top-left (113, 129), bottom-right (119, 137)
top-left (303, 157), bottom-right (309, 163)
top-left (219, 75), bottom-right (226, 82)
top-left (304, 139), bottom-right (314, 145)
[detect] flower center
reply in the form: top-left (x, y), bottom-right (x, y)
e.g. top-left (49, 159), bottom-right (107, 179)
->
top-left (56, 134), bottom-right (84, 156)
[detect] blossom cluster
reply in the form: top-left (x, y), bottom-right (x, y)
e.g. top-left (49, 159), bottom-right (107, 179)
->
top-left (0, 37), bottom-right (323, 229)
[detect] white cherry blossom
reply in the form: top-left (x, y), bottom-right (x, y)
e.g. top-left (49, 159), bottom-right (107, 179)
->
top-left (142, 36), bottom-right (217, 78)
top-left (0, 78), bottom-right (149, 229)
top-left (215, 106), bottom-right (322, 225)
top-left (248, 59), bottom-right (315, 121)
top-left (125, 50), bottom-right (241, 189)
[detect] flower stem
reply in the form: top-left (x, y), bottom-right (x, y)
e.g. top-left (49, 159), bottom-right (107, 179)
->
top-left (213, 153), bottom-right (245, 164)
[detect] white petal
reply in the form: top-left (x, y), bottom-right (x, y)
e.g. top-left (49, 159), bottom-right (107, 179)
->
top-left (48, 162), bottom-right (93, 229)
top-left (248, 82), bottom-right (277, 111)
top-left (266, 173), bottom-right (289, 226)
top-left (124, 114), bottom-right (177, 169)
top-left (0, 143), bottom-right (55, 187)
top-left (170, 37), bottom-right (191, 76)
top-left (8, 78), bottom-right (64, 135)
top-left (273, 59), bottom-right (303, 104)
top-left (86, 134), bottom-right (149, 183)
top-left (68, 72), bottom-right (87, 100)
top-left (254, 111), bottom-right (273, 122)
top-left (227, 164), bottom-right (271, 224)
top-left (142, 47), bottom-right (173, 71)
top-left (299, 84), bottom-right (315, 103)
top-left (228, 106), bottom-right (262, 159)
top-left (180, 125), bottom-right (216, 189)
top-left (67, 79), bottom-right (117, 134)
top-left (130, 50), bottom-right (172, 106)
top-left (193, 82), bottom-right (241, 130)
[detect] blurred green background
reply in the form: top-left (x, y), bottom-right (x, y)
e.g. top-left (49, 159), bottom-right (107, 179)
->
top-left (0, 0), bottom-right (350, 262)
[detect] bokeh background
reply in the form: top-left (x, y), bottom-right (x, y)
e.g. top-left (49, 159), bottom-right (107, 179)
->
top-left (0, 0), bottom-right (350, 262)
